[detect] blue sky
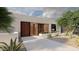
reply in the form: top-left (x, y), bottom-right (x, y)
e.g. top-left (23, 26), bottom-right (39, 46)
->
top-left (8, 7), bottom-right (79, 20)
top-left (8, 7), bottom-right (43, 16)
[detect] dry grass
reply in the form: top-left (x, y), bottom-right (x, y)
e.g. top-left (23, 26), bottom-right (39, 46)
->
top-left (67, 37), bottom-right (79, 48)
top-left (50, 34), bottom-right (79, 48)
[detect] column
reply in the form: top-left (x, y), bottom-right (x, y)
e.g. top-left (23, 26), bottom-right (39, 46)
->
top-left (49, 24), bottom-right (51, 33)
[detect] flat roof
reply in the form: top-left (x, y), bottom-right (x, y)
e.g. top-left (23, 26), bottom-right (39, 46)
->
top-left (11, 11), bottom-right (56, 24)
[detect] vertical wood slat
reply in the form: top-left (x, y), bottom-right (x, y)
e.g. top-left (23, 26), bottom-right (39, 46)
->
top-left (44, 24), bottom-right (49, 33)
top-left (21, 22), bottom-right (30, 37)
top-left (21, 22), bottom-right (49, 37)
top-left (30, 23), bottom-right (38, 36)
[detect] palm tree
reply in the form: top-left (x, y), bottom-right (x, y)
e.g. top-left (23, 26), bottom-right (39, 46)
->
top-left (0, 7), bottom-right (13, 32)
top-left (0, 8), bottom-right (23, 51)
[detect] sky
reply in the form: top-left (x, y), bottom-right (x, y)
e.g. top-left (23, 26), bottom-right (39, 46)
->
top-left (8, 7), bottom-right (79, 20)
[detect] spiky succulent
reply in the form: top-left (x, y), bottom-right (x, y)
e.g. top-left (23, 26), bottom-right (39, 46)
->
top-left (0, 38), bottom-right (22, 51)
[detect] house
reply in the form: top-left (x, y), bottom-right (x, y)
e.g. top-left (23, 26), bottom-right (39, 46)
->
top-left (11, 11), bottom-right (61, 37)
top-left (0, 11), bottom-right (61, 44)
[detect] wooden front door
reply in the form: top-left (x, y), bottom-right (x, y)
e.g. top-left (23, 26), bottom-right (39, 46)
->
top-left (44, 24), bottom-right (49, 33)
top-left (30, 23), bottom-right (38, 35)
top-left (38, 24), bottom-right (44, 33)
top-left (38, 24), bottom-right (49, 34)
top-left (21, 22), bottom-right (30, 37)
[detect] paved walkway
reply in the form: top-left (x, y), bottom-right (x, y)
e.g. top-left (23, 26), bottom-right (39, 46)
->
top-left (22, 37), bottom-right (79, 51)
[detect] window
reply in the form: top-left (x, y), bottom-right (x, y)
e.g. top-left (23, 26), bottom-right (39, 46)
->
top-left (51, 24), bottom-right (56, 32)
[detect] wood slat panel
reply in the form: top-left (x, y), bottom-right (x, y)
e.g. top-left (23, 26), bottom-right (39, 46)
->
top-left (21, 22), bottom-right (30, 37)
top-left (44, 24), bottom-right (49, 33)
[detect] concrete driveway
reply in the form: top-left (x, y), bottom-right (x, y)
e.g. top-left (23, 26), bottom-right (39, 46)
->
top-left (22, 37), bottom-right (79, 51)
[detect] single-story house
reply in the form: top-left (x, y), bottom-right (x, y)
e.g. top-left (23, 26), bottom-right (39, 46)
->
top-left (11, 11), bottom-right (61, 37)
top-left (0, 11), bottom-right (61, 43)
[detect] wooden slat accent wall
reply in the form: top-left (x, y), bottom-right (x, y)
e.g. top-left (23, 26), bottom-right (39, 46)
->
top-left (30, 23), bottom-right (38, 36)
top-left (21, 22), bottom-right (49, 37)
top-left (21, 22), bottom-right (30, 37)
top-left (44, 24), bottom-right (49, 33)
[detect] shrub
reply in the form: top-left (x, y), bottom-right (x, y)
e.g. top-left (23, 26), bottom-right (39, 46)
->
top-left (47, 33), bottom-right (52, 38)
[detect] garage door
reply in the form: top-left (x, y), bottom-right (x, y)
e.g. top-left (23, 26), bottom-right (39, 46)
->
top-left (21, 22), bottom-right (30, 37)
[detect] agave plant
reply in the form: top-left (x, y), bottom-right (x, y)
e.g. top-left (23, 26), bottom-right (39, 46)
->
top-left (0, 38), bottom-right (22, 51)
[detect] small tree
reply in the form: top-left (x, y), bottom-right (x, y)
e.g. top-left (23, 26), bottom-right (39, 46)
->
top-left (0, 7), bottom-right (13, 32)
top-left (57, 10), bottom-right (79, 36)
